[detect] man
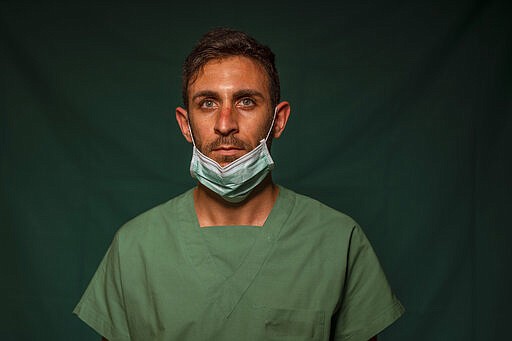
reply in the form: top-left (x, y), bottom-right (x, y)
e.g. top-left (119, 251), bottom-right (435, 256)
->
top-left (74, 28), bottom-right (404, 341)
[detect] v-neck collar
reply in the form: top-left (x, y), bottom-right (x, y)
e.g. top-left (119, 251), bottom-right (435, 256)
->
top-left (176, 186), bottom-right (295, 318)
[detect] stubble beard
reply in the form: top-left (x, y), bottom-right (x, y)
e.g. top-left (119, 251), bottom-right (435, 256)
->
top-left (193, 114), bottom-right (274, 164)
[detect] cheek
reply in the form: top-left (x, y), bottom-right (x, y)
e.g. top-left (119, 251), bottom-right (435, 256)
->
top-left (256, 116), bottom-right (274, 140)
top-left (189, 121), bottom-right (208, 147)
top-left (241, 113), bottom-right (269, 134)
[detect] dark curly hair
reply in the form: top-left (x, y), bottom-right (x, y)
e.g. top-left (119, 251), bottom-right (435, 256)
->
top-left (182, 28), bottom-right (280, 110)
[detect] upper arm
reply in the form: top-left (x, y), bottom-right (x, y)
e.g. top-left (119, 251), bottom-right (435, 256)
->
top-left (334, 225), bottom-right (404, 339)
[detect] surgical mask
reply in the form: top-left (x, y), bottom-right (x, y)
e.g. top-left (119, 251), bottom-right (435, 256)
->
top-left (188, 109), bottom-right (276, 203)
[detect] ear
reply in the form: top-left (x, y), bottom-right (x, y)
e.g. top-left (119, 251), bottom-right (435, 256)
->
top-left (272, 101), bottom-right (291, 139)
top-left (176, 106), bottom-right (193, 143)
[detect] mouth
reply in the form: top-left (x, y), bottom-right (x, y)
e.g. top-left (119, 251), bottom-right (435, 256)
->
top-left (212, 146), bottom-right (244, 156)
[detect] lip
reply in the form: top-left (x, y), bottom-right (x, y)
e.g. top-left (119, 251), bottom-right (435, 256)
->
top-left (212, 146), bottom-right (244, 156)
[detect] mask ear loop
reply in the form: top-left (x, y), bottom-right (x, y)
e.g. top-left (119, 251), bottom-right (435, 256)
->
top-left (186, 113), bottom-right (198, 147)
top-left (264, 107), bottom-right (278, 142)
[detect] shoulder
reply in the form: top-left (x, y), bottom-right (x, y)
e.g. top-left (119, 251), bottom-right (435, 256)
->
top-left (113, 188), bottom-right (194, 247)
top-left (282, 186), bottom-right (358, 226)
top-left (279, 186), bottom-right (359, 239)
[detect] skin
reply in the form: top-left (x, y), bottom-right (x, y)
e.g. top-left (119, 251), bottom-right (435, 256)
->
top-left (102, 56), bottom-right (377, 341)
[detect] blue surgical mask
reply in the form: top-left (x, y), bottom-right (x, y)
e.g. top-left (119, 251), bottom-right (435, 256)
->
top-left (188, 109), bottom-right (276, 203)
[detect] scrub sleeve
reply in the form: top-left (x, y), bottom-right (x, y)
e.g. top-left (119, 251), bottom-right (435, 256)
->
top-left (333, 224), bottom-right (404, 340)
top-left (73, 236), bottom-right (130, 341)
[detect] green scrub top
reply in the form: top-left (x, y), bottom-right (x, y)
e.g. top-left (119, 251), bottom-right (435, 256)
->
top-left (73, 186), bottom-right (404, 341)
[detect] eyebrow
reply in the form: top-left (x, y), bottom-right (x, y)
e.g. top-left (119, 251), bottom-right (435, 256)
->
top-left (191, 90), bottom-right (219, 102)
top-left (233, 89), bottom-right (265, 100)
top-left (191, 89), bottom-right (265, 102)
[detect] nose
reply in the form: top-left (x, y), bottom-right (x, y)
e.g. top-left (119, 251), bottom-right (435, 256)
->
top-left (214, 105), bottom-right (238, 136)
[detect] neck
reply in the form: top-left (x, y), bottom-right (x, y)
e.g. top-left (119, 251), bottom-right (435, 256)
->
top-left (193, 175), bottom-right (279, 227)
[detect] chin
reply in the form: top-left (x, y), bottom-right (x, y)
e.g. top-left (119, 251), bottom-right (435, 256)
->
top-left (218, 155), bottom-right (239, 165)
top-left (209, 152), bottom-right (244, 166)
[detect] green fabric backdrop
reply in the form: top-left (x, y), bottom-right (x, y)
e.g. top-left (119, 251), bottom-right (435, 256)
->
top-left (1, 1), bottom-right (510, 340)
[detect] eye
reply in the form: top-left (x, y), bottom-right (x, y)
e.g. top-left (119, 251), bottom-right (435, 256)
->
top-left (200, 99), bottom-right (216, 109)
top-left (239, 98), bottom-right (255, 107)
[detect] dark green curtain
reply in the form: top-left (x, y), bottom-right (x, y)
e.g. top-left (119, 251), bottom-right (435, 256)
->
top-left (1, 1), bottom-right (510, 340)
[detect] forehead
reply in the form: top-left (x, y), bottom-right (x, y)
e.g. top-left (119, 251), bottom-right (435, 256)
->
top-left (189, 56), bottom-right (269, 96)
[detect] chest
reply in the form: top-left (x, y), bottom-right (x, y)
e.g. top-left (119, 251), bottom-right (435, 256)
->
top-left (120, 228), bottom-right (347, 340)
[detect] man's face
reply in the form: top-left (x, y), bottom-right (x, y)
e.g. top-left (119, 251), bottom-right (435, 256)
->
top-left (184, 56), bottom-right (273, 166)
